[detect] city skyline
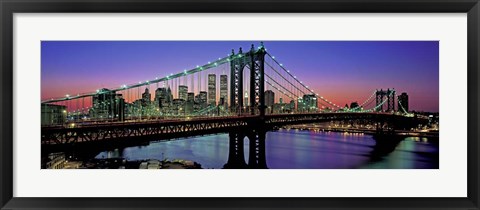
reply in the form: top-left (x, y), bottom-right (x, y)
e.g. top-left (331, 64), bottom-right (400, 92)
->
top-left (41, 41), bottom-right (439, 170)
top-left (41, 41), bottom-right (439, 112)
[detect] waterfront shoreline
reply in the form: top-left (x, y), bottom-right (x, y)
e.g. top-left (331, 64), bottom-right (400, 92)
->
top-left (43, 155), bottom-right (203, 169)
top-left (280, 125), bottom-right (439, 139)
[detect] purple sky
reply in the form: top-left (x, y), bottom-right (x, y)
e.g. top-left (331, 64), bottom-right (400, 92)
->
top-left (41, 41), bottom-right (439, 112)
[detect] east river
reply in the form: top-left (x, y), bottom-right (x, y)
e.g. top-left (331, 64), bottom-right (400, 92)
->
top-left (95, 129), bottom-right (439, 169)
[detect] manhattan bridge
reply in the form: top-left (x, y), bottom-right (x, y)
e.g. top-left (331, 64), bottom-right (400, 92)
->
top-left (41, 42), bottom-right (424, 168)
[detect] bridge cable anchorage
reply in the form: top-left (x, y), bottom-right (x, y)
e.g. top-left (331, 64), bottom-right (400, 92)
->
top-left (265, 52), bottom-right (342, 110)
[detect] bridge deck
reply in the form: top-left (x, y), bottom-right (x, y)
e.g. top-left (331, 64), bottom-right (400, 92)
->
top-left (41, 113), bottom-right (425, 145)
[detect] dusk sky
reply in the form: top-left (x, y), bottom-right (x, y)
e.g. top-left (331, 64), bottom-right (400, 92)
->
top-left (41, 41), bottom-right (439, 112)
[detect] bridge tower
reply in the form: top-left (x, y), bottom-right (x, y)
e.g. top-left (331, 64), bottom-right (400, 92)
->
top-left (375, 89), bottom-right (396, 112)
top-left (386, 89), bottom-right (396, 112)
top-left (226, 43), bottom-right (268, 169)
top-left (229, 43), bottom-right (267, 117)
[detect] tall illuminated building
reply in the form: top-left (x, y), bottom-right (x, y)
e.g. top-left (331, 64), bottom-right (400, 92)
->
top-left (265, 90), bottom-right (275, 107)
top-left (208, 74), bottom-right (216, 106)
top-left (398, 92), bottom-right (409, 113)
top-left (186, 92), bottom-right (194, 114)
top-left (178, 85), bottom-right (188, 101)
top-left (195, 91), bottom-right (208, 108)
top-left (303, 94), bottom-right (318, 112)
top-left (154, 87), bottom-right (167, 108)
top-left (91, 88), bottom-right (124, 120)
top-left (142, 88), bottom-right (151, 104)
top-left (220, 74), bottom-right (228, 106)
top-left (265, 90), bottom-right (275, 113)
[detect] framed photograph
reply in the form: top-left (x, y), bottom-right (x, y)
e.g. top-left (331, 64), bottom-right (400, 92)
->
top-left (1, 0), bottom-right (479, 209)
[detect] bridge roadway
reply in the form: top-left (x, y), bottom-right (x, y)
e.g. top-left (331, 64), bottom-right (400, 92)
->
top-left (41, 112), bottom-right (425, 145)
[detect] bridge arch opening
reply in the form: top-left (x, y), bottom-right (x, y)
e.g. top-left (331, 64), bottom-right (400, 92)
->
top-left (242, 135), bottom-right (250, 164)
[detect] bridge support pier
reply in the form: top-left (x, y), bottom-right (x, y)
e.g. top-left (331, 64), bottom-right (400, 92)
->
top-left (224, 128), bottom-right (268, 169)
top-left (247, 129), bottom-right (267, 169)
top-left (224, 131), bottom-right (247, 169)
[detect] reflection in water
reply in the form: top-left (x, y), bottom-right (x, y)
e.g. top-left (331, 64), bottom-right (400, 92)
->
top-left (95, 130), bottom-right (439, 169)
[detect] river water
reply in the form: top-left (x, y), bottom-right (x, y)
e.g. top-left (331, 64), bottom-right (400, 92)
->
top-left (95, 129), bottom-right (439, 169)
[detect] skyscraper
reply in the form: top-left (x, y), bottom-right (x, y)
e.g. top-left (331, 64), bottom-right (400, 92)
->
top-left (289, 100), bottom-right (296, 112)
top-left (154, 88), bottom-right (164, 107)
top-left (265, 90), bottom-right (275, 113)
top-left (178, 85), bottom-right (188, 101)
top-left (208, 74), bottom-right (216, 106)
top-left (172, 99), bottom-right (185, 116)
top-left (197, 91), bottom-right (208, 108)
top-left (187, 92), bottom-right (195, 102)
top-left (220, 74), bottom-right (228, 106)
top-left (142, 88), bottom-right (151, 104)
top-left (398, 92), bottom-right (409, 113)
top-left (303, 94), bottom-right (318, 112)
top-left (265, 90), bottom-right (275, 107)
top-left (140, 88), bottom-right (152, 115)
top-left (154, 87), bottom-right (173, 113)
top-left (297, 97), bottom-right (305, 112)
top-left (186, 92), bottom-right (195, 114)
top-left (91, 88), bottom-right (123, 119)
top-left (166, 87), bottom-right (173, 103)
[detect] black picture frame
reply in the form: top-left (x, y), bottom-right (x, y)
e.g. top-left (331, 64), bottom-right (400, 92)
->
top-left (1, 0), bottom-right (479, 209)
